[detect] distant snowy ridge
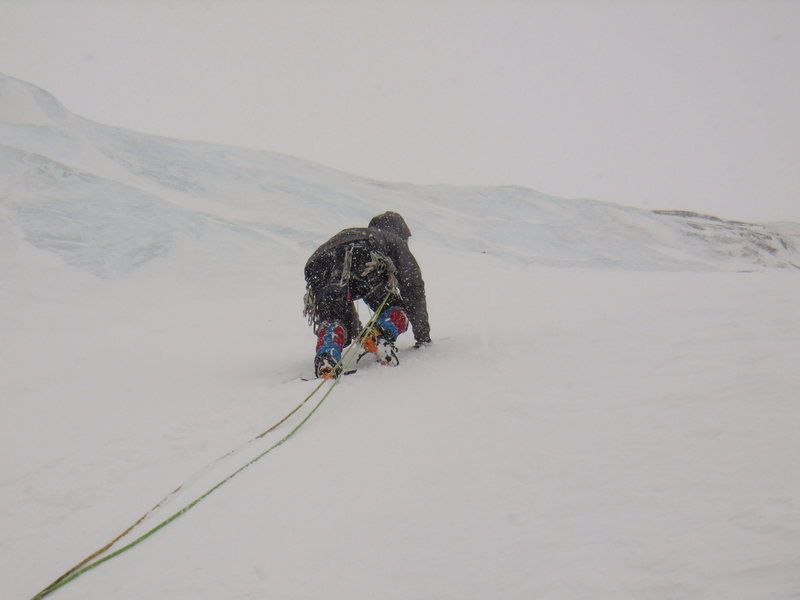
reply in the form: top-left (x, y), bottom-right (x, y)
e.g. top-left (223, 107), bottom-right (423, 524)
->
top-left (1, 72), bottom-right (798, 276)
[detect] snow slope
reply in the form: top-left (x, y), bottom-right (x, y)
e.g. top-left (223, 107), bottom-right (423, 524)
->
top-left (2, 74), bottom-right (800, 599)
top-left (2, 73), bottom-right (798, 277)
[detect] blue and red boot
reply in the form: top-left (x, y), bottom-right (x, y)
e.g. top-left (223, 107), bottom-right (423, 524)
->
top-left (314, 321), bottom-right (347, 379)
top-left (361, 307), bottom-right (408, 366)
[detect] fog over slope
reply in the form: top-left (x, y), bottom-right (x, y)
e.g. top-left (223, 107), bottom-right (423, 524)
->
top-left (1, 73), bottom-right (797, 278)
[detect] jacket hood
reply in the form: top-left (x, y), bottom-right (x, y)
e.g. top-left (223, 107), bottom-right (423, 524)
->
top-left (368, 211), bottom-right (412, 240)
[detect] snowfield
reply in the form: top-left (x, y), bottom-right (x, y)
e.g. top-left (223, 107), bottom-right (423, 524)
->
top-left (2, 73), bottom-right (800, 599)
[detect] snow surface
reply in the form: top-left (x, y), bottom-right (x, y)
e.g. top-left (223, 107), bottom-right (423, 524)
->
top-left (2, 73), bottom-right (800, 599)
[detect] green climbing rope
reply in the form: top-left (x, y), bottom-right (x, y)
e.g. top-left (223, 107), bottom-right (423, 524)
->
top-left (31, 292), bottom-right (391, 599)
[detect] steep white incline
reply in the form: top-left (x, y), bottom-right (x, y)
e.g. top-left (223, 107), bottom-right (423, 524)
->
top-left (2, 74), bottom-right (800, 600)
top-left (2, 72), bottom-right (798, 278)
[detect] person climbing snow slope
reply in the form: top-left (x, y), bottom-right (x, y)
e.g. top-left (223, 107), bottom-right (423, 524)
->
top-left (303, 211), bottom-right (431, 378)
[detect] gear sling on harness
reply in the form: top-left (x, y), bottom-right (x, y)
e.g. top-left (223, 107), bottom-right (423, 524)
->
top-left (303, 241), bottom-right (400, 334)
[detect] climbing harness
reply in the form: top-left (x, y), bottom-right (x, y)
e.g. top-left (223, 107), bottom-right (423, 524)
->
top-left (339, 242), bottom-right (355, 287)
top-left (360, 250), bottom-right (400, 305)
top-left (31, 292), bottom-right (392, 600)
top-left (361, 249), bottom-right (399, 297)
top-left (303, 243), bottom-right (399, 330)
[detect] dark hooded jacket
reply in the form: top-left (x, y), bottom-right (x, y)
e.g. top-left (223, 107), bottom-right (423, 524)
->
top-left (304, 212), bottom-right (430, 343)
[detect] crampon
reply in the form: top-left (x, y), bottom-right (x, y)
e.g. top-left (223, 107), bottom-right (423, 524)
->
top-left (360, 328), bottom-right (399, 366)
top-left (314, 352), bottom-right (342, 379)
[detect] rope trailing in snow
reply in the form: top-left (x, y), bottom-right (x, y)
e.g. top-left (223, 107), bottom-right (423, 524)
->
top-left (31, 293), bottom-right (391, 600)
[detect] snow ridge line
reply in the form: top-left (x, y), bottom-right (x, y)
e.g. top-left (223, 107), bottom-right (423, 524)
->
top-left (31, 294), bottom-right (392, 600)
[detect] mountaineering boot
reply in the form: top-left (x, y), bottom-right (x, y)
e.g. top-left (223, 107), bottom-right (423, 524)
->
top-left (315, 321), bottom-right (346, 379)
top-left (361, 327), bottom-right (400, 366)
top-left (314, 351), bottom-right (341, 379)
top-left (361, 306), bottom-right (407, 366)
top-left (374, 335), bottom-right (399, 366)
top-left (375, 306), bottom-right (409, 341)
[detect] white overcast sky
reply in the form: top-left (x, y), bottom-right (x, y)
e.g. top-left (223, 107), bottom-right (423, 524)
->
top-left (1, 0), bottom-right (798, 222)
